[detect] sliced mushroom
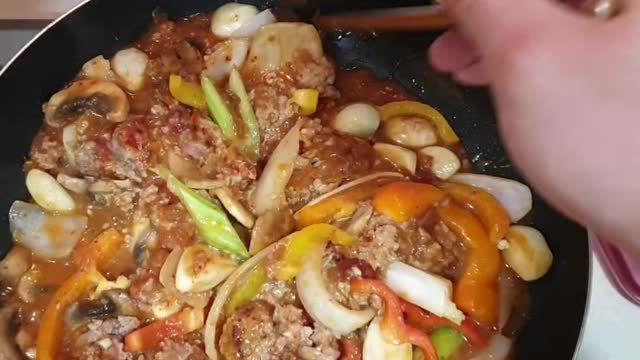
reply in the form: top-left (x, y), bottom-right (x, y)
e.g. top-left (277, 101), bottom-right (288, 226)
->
top-left (71, 289), bottom-right (137, 322)
top-left (212, 187), bottom-right (255, 228)
top-left (88, 179), bottom-right (133, 193)
top-left (342, 204), bottom-right (373, 237)
top-left (0, 306), bottom-right (22, 360)
top-left (15, 328), bottom-right (35, 359)
top-left (62, 122), bottom-right (79, 166)
top-left (175, 245), bottom-right (238, 293)
top-left (17, 269), bottom-right (41, 304)
top-left (56, 173), bottom-right (89, 194)
top-left (111, 48), bottom-right (149, 92)
top-left (44, 79), bottom-right (129, 128)
top-left (184, 179), bottom-right (225, 190)
top-left (0, 247), bottom-right (31, 286)
top-left (80, 55), bottom-right (115, 81)
top-left (249, 207), bottom-right (295, 255)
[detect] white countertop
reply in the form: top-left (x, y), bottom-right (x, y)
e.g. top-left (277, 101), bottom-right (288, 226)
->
top-left (576, 254), bottom-right (640, 360)
top-left (0, 0), bottom-right (83, 20)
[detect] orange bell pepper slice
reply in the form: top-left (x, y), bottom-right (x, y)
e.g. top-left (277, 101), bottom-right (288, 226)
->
top-left (436, 204), bottom-right (500, 325)
top-left (372, 182), bottom-right (445, 223)
top-left (351, 279), bottom-right (438, 360)
top-left (401, 301), bottom-right (489, 348)
top-left (296, 178), bottom-right (389, 228)
top-left (36, 228), bottom-right (124, 360)
top-left (36, 266), bottom-right (103, 360)
top-left (439, 182), bottom-right (511, 244)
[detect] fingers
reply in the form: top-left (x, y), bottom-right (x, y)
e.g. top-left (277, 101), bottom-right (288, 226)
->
top-left (453, 61), bottom-right (489, 86)
top-left (428, 30), bottom-right (480, 73)
top-left (439, 0), bottom-right (570, 54)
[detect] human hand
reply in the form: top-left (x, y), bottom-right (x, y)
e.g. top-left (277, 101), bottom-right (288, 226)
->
top-left (429, 0), bottom-right (640, 256)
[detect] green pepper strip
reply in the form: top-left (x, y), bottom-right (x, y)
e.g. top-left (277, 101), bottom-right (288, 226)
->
top-left (201, 73), bottom-right (236, 143)
top-left (229, 68), bottom-right (261, 162)
top-left (155, 166), bottom-right (249, 260)
top-left (430, 327), bottom-right (464, 360)
top-left (225, 264), bottom-right (268, 314)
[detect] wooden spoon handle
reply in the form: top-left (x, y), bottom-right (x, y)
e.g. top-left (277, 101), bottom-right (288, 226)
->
top-left (313, 0), bottom-right (619, 32)
top-left (314, 5), bottom-right (453, 32)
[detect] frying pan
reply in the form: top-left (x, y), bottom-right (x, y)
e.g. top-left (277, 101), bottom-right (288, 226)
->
top-left (0, 0), bottom-right (590, 359)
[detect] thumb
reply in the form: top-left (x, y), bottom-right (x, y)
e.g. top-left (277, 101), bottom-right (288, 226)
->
top-left (439, 0), bottom-right (572, 54)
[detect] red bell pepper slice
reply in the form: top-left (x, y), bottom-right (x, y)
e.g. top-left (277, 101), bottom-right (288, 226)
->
top-left (402, 300), bottom-right (490, 348)
top-left (351, 279), bottom-right (438, 360)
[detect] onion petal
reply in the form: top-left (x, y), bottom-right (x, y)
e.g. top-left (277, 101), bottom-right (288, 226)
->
top-left (384, 261), bottom-right (465, 325)
top-left (159, 248), bottom-right (213, 309)
top-left (204, 239), bottom-right (286, 359)
top-left (363, 316), bottom-right (412, 360)
top-left (450, 173), bottom-right (532, 222)
top-left (470, 334), bottom-right (512, 360)
top-left (296, 240), bottom-right (375, 336)
top-left (254, 121), bottom-right (301, 215)
top-left (231, 9), bottom-right (277, 38)
top-left (9, 201), bottom-right (87, 260)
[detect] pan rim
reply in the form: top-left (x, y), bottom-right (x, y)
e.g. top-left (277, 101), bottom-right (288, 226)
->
top-left (0, 0), bottom-right (593, 358)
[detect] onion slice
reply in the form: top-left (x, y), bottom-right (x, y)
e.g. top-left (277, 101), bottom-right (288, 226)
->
top-left (294, 172), bottom-right (404, 221)
top-left (204, 239), bottom-right (286, 359)
top-left (231, 9), bottom-right (277, 38)
top-left (470, 334), bottom-right (512, 360)
top-left (363, 316), bottom-right (412, 360)
top-left (159, 248), bottom-right (213, 309)
top-left (9, 201), bottom-right (87, 260)
top-left (296, 240), bottom-right (376, 336)
top-left (384, 261), bottom-right (465, 325)
top-left (450, 173), bottom-right (532, 222)
top-left (254, 121), bottom-right (301, 215)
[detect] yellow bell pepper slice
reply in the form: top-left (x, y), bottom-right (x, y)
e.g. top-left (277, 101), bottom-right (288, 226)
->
top-left (37, 228), bottom-right (124, 360)
top-left (379, 101), bottom-right (459, 145)
top-left (436, 204), bottom-right (500, 325)
top-left (169, 74), bottom-right (207, 110)
top-left (276, 224), bottom-right (355, 280)
top-left (291, 89), bottom-right (320, 116)
top-left (372, 182), bottom-right (445, 223)
top-left (439, 182), bottom-right (511, 244)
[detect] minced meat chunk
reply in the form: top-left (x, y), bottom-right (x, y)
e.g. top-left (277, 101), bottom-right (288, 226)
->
top-left (219, 300), bottom-right (339, 360)
top-left (398, 221), bottom-right (465, 280)
top-left (335, 213), bottom-right (400, 272)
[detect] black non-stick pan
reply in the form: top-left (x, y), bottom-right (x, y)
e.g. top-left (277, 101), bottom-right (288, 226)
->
top-left (0, 0), bottom-right (590, 359)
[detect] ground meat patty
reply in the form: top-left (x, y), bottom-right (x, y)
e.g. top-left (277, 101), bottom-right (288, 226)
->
top-left (398, 221), bottom-right (466, 280)
top-left (335, 212), bottom-right (401, 272)
top-left (219, 300), bottom-right (276, 360)
top-left (110, 116), bottom-right (150, 181)
top-left (219, 300), bottom-right (340, 360)
top-left (287, 133), bottom-right (380, 211)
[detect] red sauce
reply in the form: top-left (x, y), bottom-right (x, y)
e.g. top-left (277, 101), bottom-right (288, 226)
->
top-left (334, 69), bottom-right (415, 106)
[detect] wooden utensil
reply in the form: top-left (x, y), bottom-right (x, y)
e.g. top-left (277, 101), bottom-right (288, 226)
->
top-left (313, 0), bottom-right (619, 32)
